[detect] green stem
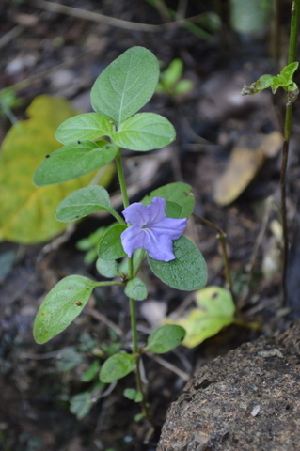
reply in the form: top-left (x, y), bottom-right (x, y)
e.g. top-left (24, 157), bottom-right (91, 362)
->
top-left (110, 210), bottom-right (126, 225)
top-left (129, 297), bottom-right (138, 353)
top-left (280, 0), bottom-right (300, 305)
top-left (115, 147), bottom-right (130, 209)
top-left (115, 147), bottom-right (134, 278)
top-left (130, 297), bottom-right (154, 426)
top-left (115, 146), bottom-right (153, 424)
top-left (94, 281), bottom-right (124, 288)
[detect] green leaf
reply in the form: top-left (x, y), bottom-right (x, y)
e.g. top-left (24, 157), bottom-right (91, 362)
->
top-left (134, 412), bottom-right (145, 422)
top-left (277, 62), bottom-right (298, 86)
top-left (33, 275), bottom-right (97, 344)
top-left (0, 95), bottom-right (115, 242)
top-left (70, 392), bottom-right (94, 419)
top-left (81, 360), bottom-right (101, 382)
top-left (242, 62), bottom-right (299, 96)
top-left (96, 257), bottom-right (119, 278)
top-left (90, 46), bottom-right (159, 126)
top-left (165, 201), bottom-right (182, 218)
top-left (56, 348), bottom-right (83, 372)
top-left (123, 388), bottom-right (143, 402)
top-left (167, 287), bottom-right (235, 348)
top-left (164, 58), bottom-right (183, 86)
top-left (33, 141), bottom-right (118, 186)
top-left (112, 113), bottom-right (175, 151)
top-left (142, 182), bottom-right (195, 218)
top-left (242, 74), bottom-right (274, 95)
top-left (55, 185), bottom-right (115, 222)
top-left (173, 79), bottom-right (194, 95)
top-left (124, 277), bottom-right (148, 301)
top-left (98, 224), bottom-right (127, 259)
top-left (118, 248), bottom-right (146, 276)
top-left (55, 113), bottom-right (115, 144)
top-left (100, 353), bottom-right (135, 382)
top-left (145, 324), bottom-right (185, 353)
top-left (149, 236), bottom-right (207, 290)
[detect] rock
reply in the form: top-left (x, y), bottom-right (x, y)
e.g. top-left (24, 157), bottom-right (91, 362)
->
top-left (158, 321), bottom-right (300, 451)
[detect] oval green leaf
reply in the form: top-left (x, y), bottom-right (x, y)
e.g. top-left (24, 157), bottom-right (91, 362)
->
top-left (98, 224), bottom-right (127, 260)
top-left (96, 257), bottom-right (119, 278)
top-left (142, 182), bottom-right (195, 219)
top-left (100, 353), bottom-right (135, 382)
top-left (55, 113), bottom-right (115, 144)
top-left (55, 185), bottom-right (113, 222)
top-left (145, 324), bottom-right (186, 353)
top-left (90, 47), bottom-right (159, 126)
top-left (149, 236), bottom-right (207, 290)
top-left (124, 277), bottom-right (148, 301)
top-left (33, 141), bottom-right (118, 186)
top-left (33, 275), bottom-right (97, 344)
top-left (112, 113), bottom-right (175, 151)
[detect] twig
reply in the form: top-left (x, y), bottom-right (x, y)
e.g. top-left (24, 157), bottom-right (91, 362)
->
top-left (240, 196), bottom-right (275, 306)
top-left (85, 306), bottom-right (123, 336)
top-left (193, 213), bottom-right (234, 301)
top-left (147, 352), bottom-right (190, 381)
top-left (30, 0), bottom-right (210, 33)
top-left (0, 25), bottom-right (24, 49)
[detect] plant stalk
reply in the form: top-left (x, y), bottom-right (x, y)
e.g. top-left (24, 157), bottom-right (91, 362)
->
top-left (280, 0), bottom-right (300, 305)
top-left (115, 147), bottom-right (130, 209)
top-left (115, 147), bottom-right (153, 425)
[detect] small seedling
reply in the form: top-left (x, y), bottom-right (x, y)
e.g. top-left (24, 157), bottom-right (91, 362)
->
top-left (156, 58), bottom-right (194, 96)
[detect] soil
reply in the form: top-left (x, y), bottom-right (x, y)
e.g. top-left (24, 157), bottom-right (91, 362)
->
top-left (1, 1), bottom-right (300, 450)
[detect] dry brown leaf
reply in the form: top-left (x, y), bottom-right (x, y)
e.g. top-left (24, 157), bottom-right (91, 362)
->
top-left (213, 132), bottom-right (283, 206)
top-left (213, 146), bottom-right (264, 206)
top-left (261, 131), bottom-right (283, 157)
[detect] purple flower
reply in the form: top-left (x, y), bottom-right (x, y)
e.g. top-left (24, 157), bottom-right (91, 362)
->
top-left (120, 197), bottom-right (187, 262)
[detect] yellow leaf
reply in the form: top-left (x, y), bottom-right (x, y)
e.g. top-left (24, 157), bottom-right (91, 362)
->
top-left (0, 95), bottom-right (115, 242)
top-left (166, 287), bottom-right (235, 348)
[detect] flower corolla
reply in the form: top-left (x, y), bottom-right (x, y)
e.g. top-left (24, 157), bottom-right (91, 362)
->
top-left (120, 197), bottom-right (186, 262)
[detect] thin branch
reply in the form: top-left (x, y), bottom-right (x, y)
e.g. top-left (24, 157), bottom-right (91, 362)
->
top-left (148, 352), bottom-right (190, 381)
top-left (30, 0), bottom-right (209, 33)
top-left (193, 213), bottom-right (234, 301)
top-left (85, 306), bottom-right (123, 336)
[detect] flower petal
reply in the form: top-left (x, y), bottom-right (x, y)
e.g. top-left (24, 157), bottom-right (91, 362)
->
top-left (151, 217), bottom-right (187, 240)
top-left (122, 202), bottom-right (149, 226)
top-left (120, 225), bottom-right (147, 257)
top-left (146, 197), bottom-right (167, 224)
top-left (142, 229), bottom-right (176, 261)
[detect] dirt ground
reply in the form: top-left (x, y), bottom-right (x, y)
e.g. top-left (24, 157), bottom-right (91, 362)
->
top-left (1, 1), bottom-right (300, 450)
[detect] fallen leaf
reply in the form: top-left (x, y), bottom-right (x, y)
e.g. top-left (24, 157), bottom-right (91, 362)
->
top-left (166, 287), bottom-right (235, 348)
top-left (213, 132), bottom-right (283, 206)
top-left (0, 95), bottom-right (115, 242)
top-left (260, 131), bottom-right (283, 158)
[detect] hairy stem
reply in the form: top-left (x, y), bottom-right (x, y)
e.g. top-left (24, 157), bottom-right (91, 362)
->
top-left (280, 0), bottom-right (300, 305)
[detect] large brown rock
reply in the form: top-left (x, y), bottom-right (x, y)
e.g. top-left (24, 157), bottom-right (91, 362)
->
top-left (158, 321), bottom-right (300, 451)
